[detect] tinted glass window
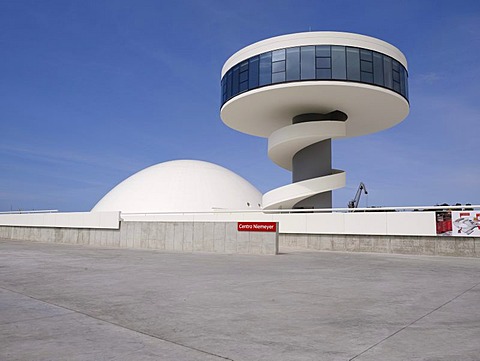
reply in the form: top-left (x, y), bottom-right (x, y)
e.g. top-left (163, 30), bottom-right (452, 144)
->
top-left (346, 47), bottom-right (360, 81)
top-left (272, 49), bottom-right (285, 61)
top-left (259, 52), bottom-right (272, 86)
top-left (300, 46), bottom-right (315, 80)
top-left (400, 67), bottom-right (406, 97)
top-left (239, 81), bottom-right (248, 92)
top-left (240, 61), bottom-right (248, 72)
top-left (360, 49), bottom-right (372, 61)
top-left (226, 71), bottom-right (232, 99)
top-left (392, 60), bottom-right (400, 71)
top-left (221, 78), bottom-right (226, 103)
top-left (360, 60), bottom-right (372, 73)
top-left (316, 45), bottom-right (330, 57)
top-left (272, 60), bottom-right (285, 73)
top-left (393, 70), bottom-right (400, 82)
top-left (232, 66), bottom-right (240, 94)
top-left (316, 68), bottom-right (331, 79)
top-left (248, 56), bottom-right (259, 89)
top-left (361, 71), bottom-right (373, 83)
top-left (331, 46), bottom-right (346, 79)
top-left (272, 72), bottom-right (285, 83)
top-left (286, 47), bottom-right (300, 81)
top-left (316, 57), bottom-right (330, 68)
top-left (404, 70), bottom-right (409, 99)
top-left (240, 70), bottom-right (248, 83)
top-left (383, 57), bottom-right (393, 89)
top-left (373, 52), bottom-right (384, 85)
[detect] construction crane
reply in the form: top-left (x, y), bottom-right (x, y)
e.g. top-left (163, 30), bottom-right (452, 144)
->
top-left (348, 182), bottom-right (368, 208)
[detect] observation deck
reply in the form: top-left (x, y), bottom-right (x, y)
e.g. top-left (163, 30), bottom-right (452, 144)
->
top-left (220, 32), bottom-right (409, 209)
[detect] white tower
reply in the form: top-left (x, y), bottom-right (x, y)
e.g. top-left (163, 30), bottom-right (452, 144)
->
top-left (220, 32), bottom-right (409, 209)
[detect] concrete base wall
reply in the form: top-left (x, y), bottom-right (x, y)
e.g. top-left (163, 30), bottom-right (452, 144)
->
top-left (280, 233), bottom-right (480, 257)
top-left (2, 223), bottom-right (478, 257)
top-left (0, 222), bottom-right (278, 255)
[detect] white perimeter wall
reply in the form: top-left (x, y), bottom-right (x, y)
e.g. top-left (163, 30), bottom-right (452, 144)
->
top-left (122, 211), bottom-right (437, 236)
top-left (0, 212), bottom-right (120, 229)
top-left (0, 210), bottom-right (436, 236)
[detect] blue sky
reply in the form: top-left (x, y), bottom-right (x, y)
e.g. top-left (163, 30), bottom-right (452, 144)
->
top-left (0, 0), bottom-right (479, 211)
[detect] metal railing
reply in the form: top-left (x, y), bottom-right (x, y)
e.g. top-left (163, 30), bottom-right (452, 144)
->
top-left (120, 204), bottom-right (480, 217)
top-left (0, 210), bottom-right (58, 215)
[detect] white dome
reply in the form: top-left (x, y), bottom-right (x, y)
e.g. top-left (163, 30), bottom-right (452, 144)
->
top-left (91, 160), bottom-right (262, 213)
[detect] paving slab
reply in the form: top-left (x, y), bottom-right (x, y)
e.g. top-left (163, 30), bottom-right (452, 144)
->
top-left (0, 239), bottom-right (479, 361)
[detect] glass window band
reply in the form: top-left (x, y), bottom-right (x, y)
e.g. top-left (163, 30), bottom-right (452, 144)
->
top-left (221, 45), bottom-right (408, 106)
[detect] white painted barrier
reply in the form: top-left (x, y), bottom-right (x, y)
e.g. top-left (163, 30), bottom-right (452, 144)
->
top-left (0, 206), bottom-right (477, 237)
top-left (0, 211), bottom-right (120, 229)
top-left (121, 209), bottom-right (438, 236)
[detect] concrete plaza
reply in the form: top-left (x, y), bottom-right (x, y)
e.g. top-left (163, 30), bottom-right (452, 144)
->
top-left (1, 239), bottom-right (479, 361)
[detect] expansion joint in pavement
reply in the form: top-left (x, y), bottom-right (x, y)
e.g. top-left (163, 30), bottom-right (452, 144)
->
top-left (348, 280), bottom-right (480, 361)
top-left (0, 285), bottom-right (235, 361)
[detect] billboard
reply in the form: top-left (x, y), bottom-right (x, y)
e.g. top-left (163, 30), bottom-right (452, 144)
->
top-left (451, 211), bottom-right (480, 237)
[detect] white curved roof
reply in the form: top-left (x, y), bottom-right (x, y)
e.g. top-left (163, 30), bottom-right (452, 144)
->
top-left (222, 31), bottom-right (407, 76)
top-left (91, 160), bottom-right (262, 213)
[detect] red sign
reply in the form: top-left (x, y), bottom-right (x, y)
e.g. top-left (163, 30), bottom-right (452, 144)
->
top-left (237, 222), bottom-right (277, 232)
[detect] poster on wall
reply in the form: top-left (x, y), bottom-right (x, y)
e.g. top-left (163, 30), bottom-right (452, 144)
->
top-left (436, 211), bottom-right (452, 236)
top-left (451, 211), bottom-right (480, 237)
